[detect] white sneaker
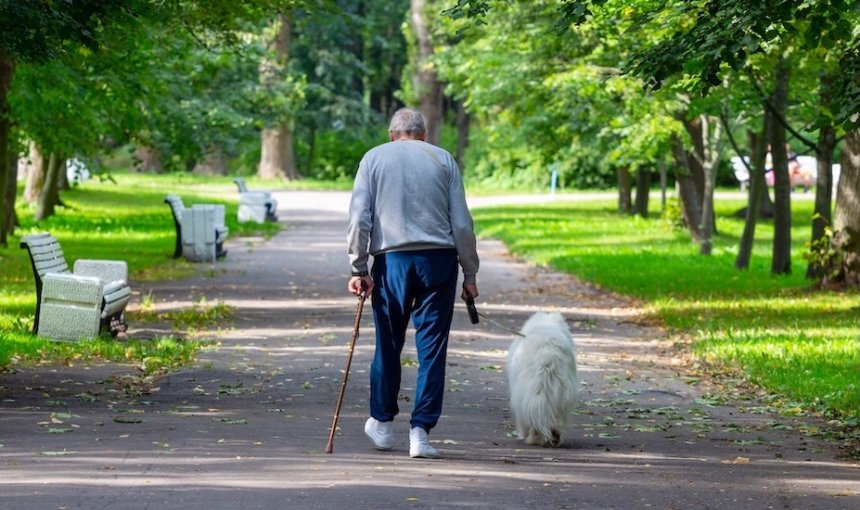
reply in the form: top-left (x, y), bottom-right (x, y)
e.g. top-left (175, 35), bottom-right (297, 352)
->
top-left (364, 417), bottom-right (394, 450)
top-left (409, 427), bottom-right (439, 459)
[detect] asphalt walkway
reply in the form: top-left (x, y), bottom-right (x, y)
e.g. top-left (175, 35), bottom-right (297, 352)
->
top-left (0, 191), bottom-right (857, 510)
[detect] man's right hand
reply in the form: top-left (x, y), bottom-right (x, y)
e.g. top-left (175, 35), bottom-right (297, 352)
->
top-left (348, 275), bottom-right (374, 296)
top-left (461, 282), bottom-right (479, 302)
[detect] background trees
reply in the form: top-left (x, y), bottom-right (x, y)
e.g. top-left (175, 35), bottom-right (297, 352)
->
top-left (2, 0), bottom-right (858, 289)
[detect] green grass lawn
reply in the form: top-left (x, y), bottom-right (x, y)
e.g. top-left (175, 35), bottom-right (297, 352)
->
top-left (472, 197), bottom-right (859, 424)
top-left (0, 172), bottom-right (280, 369)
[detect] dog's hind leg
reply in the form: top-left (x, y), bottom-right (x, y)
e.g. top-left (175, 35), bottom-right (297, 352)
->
top-left (548, 429), bottom-right (561, 447)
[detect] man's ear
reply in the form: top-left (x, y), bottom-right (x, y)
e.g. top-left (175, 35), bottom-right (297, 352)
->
top-left (388, 130), bottom-right (395, 142)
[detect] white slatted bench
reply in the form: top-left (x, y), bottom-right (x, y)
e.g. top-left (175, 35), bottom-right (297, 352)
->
top-left (164, 195), bottom-right (228, 262)
top-left (20, 233), bottom-right (131, 340)
top-left (233, 178), bottom-right (278, 223)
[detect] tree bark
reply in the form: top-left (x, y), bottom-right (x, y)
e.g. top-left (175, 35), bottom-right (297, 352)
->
top-left (806, 123), bottom-right (836, 279)
top-left (0, 48), bottom-right (14, 246)
top-left (24, 142), bottom-right (45, 204)
top-left (806, 74), bottom-right (838, 279)
top-left (134, 145), bottom-right (163, 173)
top-left (735, 120), bottom-right (770, 269)
top-left (685, 115), bottom-right (722, 255)
top-left (35, 151), bottom-right (63, 221)
top-left (616, 167), bottom-right (633, 214)
top-left (192, 147), bottom-right (227, 176)
top-left (410, 0), bottom-right (444, 146)
top-left (829, 128), bottom-right (860, 286)
top-left (258, 12), bottom-right (299, 180)
top-left (633, 169), bottom-right (651, 218)
top-left (672, 134), bottom-right (704, 242)
top-left (769, 60), bottom-right (792, 275)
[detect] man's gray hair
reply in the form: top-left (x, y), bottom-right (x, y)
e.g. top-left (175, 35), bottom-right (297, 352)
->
top-left (389, 108), bottom-right (426, 136)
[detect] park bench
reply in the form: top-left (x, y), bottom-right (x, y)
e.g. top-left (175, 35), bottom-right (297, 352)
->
top-left (164, 195), bottom-right (228, 262)
top-left (233, 178), bottom-right (278, 223)
top-left (20, 233), bottom-right (131, 341)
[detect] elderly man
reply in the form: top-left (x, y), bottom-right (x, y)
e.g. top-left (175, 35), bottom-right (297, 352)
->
top-left (347, 108), bottom-right (480, 459)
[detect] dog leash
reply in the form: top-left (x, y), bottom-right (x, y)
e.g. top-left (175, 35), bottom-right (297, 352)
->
top-left (466, 295), bottom-right (526, 337)
top-left (478, 310), bottom-right (527, 337)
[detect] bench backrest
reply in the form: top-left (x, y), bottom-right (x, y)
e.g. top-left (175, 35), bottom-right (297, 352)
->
top-left (20, 233), bottom-right (71, 288)
top-left (164, 195), bottom-right (185, 221)
top-left (164, 195), bottom-right (186, 259)
top-left (233, 178), bottom-right (249, 193)
top-left (20, 233), bottom-right (71, 333)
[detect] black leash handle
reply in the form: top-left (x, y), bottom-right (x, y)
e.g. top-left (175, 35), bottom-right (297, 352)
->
top-left (465, 294), bottom-right (479, 324)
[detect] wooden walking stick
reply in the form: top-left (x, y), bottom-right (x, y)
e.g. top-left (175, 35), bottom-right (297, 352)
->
top-left (324, 289), bottom-right (367, 454)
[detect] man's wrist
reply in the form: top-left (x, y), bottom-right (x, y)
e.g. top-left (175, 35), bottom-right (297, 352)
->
top-left (351, 270), bottom-right (368, 277)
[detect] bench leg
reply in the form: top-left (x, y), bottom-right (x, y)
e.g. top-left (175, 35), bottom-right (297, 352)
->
top-left (105, 312), bottom-right (128, 337)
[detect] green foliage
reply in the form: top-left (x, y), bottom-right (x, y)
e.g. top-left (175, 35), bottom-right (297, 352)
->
top-left (472, 198), bottom-right (859, 420)
top-left (295, 124), bottom-right (389, 180)
top-left (0, 0), bottom-right (136, 62)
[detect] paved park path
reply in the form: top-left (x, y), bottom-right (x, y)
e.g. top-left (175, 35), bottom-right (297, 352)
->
top-left (1, 191), bottom-right (858, 510)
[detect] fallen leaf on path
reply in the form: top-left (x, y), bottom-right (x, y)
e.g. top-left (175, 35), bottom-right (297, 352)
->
top-left (722, 456), bottom-right (750, 465)
top-left (114, 418), bottom-right (143, 424)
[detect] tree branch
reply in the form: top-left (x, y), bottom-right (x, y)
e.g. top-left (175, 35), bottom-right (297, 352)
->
top-left (745, 68), bottom-right (817, 153)
top-left (719, 106), bottom-right (753, 174)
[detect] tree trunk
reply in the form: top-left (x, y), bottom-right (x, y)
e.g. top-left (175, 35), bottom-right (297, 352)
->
top-left (0, 48), bottom-right (14, 247)
top-left (684, 114), bottom-right (722, 253)
top-left (134, 145), bottom-right (163, 173)
top-left (455, 100), bottom-right (469, 170)
top-left (58, 158), bottom-right (69, 190)
top-left (24, 142), bottom-right (45, 204)
top-left (735, 121), bottom-right (770, 269)
top-left (807, 123), bottom-right (836, 279)
top-left (410, 0), bottom-right (444, 146)
top-left (192, 147), bottom-right (227, 176)
top-left (672, 134), bottom-right (704, 242)
top-left (829, 128), bottom-right (860, 286)
top-left (806, 75), bottom-right (838, 279)
top-left (770, 60), bottom-right (792, 275)
top-left (35, 151), bottom-right (63, 221)
top-left (683, 116), bottom-right (707, 202)
top-left (633, 169), bottom-right (651, 218)
top-left (616, 167), bottom-right (633, 214)
top-left (0, 50), bottom-right (14, 246)
top-left (3, 150), bottom-right (16, 238)
top-left (258, 13), bottom-right (299, 180)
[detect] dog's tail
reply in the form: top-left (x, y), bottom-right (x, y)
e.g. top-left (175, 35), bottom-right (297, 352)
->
top-left (518, 361), bottom-right (578, 441)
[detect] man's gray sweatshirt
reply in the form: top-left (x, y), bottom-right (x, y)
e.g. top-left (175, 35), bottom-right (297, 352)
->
top-left (347, 139), bottom-right (479, 283)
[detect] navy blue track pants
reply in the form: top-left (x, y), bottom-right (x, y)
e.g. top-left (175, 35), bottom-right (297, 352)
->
top-left (369, 248), bottom-right (458, 432)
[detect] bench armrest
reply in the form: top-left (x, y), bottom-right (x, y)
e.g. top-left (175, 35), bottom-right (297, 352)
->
top-left (42, 272), bottom-right (103, 305)
top-left (74, 260), bottom-right (128, 283)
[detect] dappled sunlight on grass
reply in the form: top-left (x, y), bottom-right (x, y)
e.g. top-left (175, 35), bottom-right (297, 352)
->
top-left (1, 172), bottom-right (277, 369)
top-left (473, 199), bottom-right (860, 419)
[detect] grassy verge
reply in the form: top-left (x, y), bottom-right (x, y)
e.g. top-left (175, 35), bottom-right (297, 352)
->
top-left (0, 172), bottom-right (278, 369)
top-left (472, 197), bottom-right (859, 425)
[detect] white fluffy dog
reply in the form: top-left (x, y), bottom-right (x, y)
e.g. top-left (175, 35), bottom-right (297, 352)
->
top-left (506, 312), bottom-right (579, 447)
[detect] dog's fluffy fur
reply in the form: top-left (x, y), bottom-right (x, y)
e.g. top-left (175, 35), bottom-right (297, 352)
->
top-left (506, 312), bottom-right (579, 447)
